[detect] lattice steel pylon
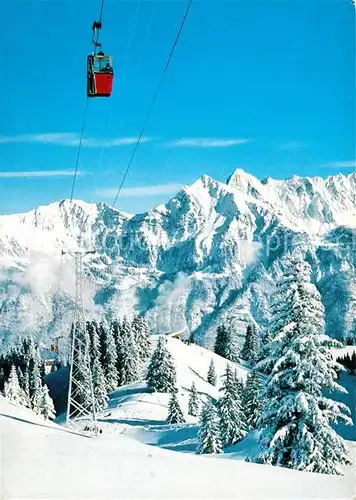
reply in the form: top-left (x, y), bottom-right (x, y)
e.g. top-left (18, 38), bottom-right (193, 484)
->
top-left (63, 248), bottom-right (98, 436)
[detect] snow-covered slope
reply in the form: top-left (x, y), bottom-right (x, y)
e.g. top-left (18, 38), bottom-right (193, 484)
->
top-left (48, 337), bottom-right (354, 445)
top-left (97, 336), bottom-right (251, 425)
top-left (48, 335), bottom-right (252, 418)
top-left (2, 394), bottom-right (355, 499)
top-left (3, 335), bottom-right (355, 498)
top-left (0, 169), bottom-right (355, 349)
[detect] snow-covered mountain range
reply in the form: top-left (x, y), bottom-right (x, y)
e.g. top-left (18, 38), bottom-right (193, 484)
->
top-left (0, 169), bottom-right (355, 349)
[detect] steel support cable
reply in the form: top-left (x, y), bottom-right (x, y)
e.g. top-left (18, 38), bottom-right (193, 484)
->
top-left (112, 0), bottom-right (193, 208)
top-left (70, 0), bottom-right (105, 202)
top-left (58, 0), bottom-right (106, 298)
top-left (69, 97), bottom-right (89, 201)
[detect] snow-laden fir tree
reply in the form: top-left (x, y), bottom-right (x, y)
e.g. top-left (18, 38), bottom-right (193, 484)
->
top-left (39, 384), bottom-right (56, 420)
top-left (260, 254), bottom-right (303, 374)
top-left (118, 325), bottom-right (140, 386)
top-left (99, 321), bottom-right (118, 392)
top-left (16, 366), bottom-right (31, 408)
top-left (146, 337), bottom-right (177, 392)
top-left (217, 364), bottom-right (247, 447)
top-left (207, 358), bottom-right (217, 386)
top-left (87, 320), bottom-right (108, 410)
top-left (4, 365), bottom-right (28, 406)
top-left (251, 255), bottom-right (353, 475)
top-left (188, 381), bottom-right (200, 416)
top-left (111, 319), bottom-right (122, 377)
top-left (0, 367), bottom-right (5, 395)
top-left (18, 338), bottom-right (32, 392)
top-left (241, 323), bottom-right (260, 365)
top-left (242, 369), bottom-right (262, 430)
top-left (234, 369), bottom-right (246, 421)
top-left (16, 365), bottom-right (26, 391)
top-left (197, 398), bottom-right (223, 454)
top-left (233, 369), bottom-right (245, 399)
top-left (132, 315), bottom-right (151, 361)
top-left (166, 390), bottom-right (186, 424)
top-left (93, 361), bottom-right (109, 412)
top-left (214, 324), bottom-right (239, 362)
top-left (87, 320), bottom-right (102, 369)
top-left (27, 339), bottom-right (43, 412)
top-left (116, 317), bottom-right (136, 386)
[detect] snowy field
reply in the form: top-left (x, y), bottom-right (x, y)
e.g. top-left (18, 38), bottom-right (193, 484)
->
top-left (2, 396), bottom-right (355, 499)
top-left (2, 337), bottom-right (355, 499)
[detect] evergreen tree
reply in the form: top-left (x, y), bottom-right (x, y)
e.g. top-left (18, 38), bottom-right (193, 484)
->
top-left (16, 366), bottom-right (26, 391)
top-left (188, 381), bottom-right (200, 417)
top-left (4, 365), bottom-right (28, 406)
top-left (115, 317), bottom-right (133, 385)
top-left (118, 320), bottom-right (140, 386)
top-left (146, 337), bottom-right (177, 392)
top-left (87, 319), bottom-right (108, 409)
top-left (132, 315), bottom-right (151, 361)
top-left (40, 384), bottom-right (56, 420)
top-left (233, 369), bottom-right (245, 399)
top-left (99, 321), bottom-right (118, 392)
top-left (89, 321), bottom-right (108, 411)
top-left (93, 361), bottom-right (109, 412)
top-left (166, 391), bottom-right (186, 424)
top-left (260, 255), bottom-right (304, 373)
top-left (16, 366), bottom-right (31, 408)
top-left (207, 358), bottom-right (217, 386)
top-left (23, 365), bottom-right (30, 402)
top-left (27, 339), bottom-right (43, 412)
top-left (241, 323), bottom-right (260, 365)
top-left (197, 398), bottom-right (223, 454)
top-left (111, 319), bottom-right (122, 377)
top-left (251, 256), bottom-right (353, 475)
top-left (242, 369), bottom-right (262, 430)
top-left (0, 367), bottom-right (5, 395)
top-left (214, 324), bottom-right (239, 362)
top-left (337, 352), bottom-right (356, 375)
top-left (217, 364), bottom-right (247, 446)
top-left (92, 320), bottom-right (103, 368)
top-left (86, 321), bottom-right (96, 364)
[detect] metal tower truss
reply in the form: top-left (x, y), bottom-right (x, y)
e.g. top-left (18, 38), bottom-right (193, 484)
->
top-left (63, 248), bottom-right (98, 436)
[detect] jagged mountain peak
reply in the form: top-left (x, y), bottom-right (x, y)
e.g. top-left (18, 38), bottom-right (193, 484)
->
top-left (226, 167), bottom-right (262, 192)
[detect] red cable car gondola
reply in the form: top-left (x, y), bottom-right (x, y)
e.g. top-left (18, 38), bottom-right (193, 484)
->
top-left (87, 20), bottom-right (114, 98)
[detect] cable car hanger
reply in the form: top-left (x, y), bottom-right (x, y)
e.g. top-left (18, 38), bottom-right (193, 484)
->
top-left (92, 20), bottom-right (103, 52)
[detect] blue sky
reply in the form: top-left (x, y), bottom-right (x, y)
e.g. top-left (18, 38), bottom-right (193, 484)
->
top-left (1, 0), bottom-right (355, 215)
